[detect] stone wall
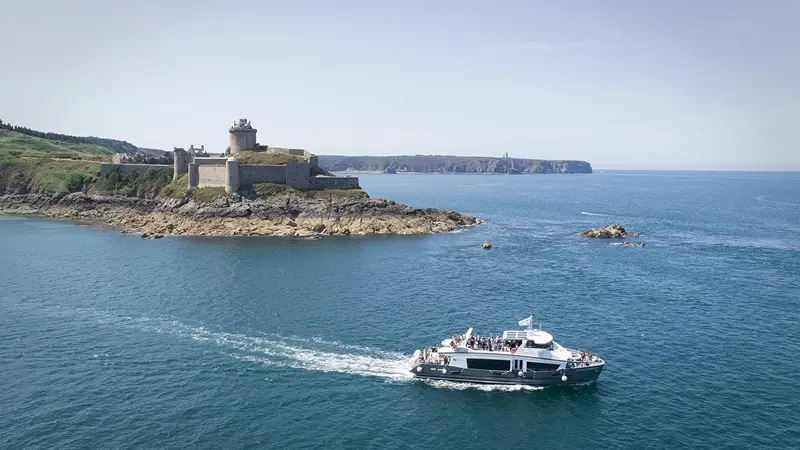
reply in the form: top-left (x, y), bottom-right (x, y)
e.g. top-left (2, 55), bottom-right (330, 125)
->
top-left (194, 157), bottom-right (228, 165)
top-left (99, 164), bottom-right (171, 176)
top-left (239, 165), bottom-right (286, 185)
top-left (308, 176), bottom-right (360, 190)
top-left (286, 162), bottom-right (312, 189)
top-left (197, 165), bottom-right (227, 187)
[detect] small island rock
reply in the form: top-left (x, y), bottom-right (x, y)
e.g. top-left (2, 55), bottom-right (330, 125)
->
top-left (481, 241), bottom-right (492, 249)
top-left (580, 224), bottom-right (640, 239)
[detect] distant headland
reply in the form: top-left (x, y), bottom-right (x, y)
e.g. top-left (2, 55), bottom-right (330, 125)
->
top-left (0, 119), bottom-right (481, 237)
top-left (317, 154), bottom-right (593, 174)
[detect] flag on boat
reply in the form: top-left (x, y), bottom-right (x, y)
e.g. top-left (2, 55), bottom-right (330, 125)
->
top-left (518, 315), bottom-right (533, 327)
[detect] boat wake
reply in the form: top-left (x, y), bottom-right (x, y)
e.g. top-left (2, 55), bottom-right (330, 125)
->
top-left (28, 306), bottom-right (562, 391)
top-left (122, 316), bottom-right (416, 382)
top-left (123, 316), bottom-right (558, 390)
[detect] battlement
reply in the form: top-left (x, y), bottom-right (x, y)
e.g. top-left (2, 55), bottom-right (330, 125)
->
top-left (229, 118), bottom-right (256, 132)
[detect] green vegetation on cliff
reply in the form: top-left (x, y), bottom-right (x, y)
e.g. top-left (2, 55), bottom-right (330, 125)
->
top-left (317, 155), bottom-right (593, 174)
top-left (92, 167), bottom-right (173, 198)
top-left (0, 158), bottom-right (101, 193)
top-left (0, 120), bottom-right (166, 156)
top-left (239, 182), bottom-right (368, 200)
top-left (0, 129), bottom-right (115, 160)
top-left (0, 158), bottom-right (174, 197)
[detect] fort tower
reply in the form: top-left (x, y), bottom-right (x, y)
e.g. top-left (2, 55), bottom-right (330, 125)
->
top-left (173, 147), bottom-right (188, 180)
top-left (228, 119), bottom-right (257, 154)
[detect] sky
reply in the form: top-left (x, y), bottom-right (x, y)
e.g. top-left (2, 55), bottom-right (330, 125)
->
top-left (1, 0), bottom-right (798, 170)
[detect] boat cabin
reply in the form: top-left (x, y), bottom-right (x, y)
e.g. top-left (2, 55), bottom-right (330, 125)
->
top-left (503, 329), bottom-right (554, 349)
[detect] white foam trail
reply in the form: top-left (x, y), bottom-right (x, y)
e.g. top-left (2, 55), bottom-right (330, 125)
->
top-left (581, 212), bottom-right (605, 216)
top-left (120, 316), bottom-right (415, 381)
top-left (90, 312), bottom-right (564, 390)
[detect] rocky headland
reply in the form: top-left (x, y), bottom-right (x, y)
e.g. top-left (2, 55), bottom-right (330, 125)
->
top-left (580, 224), bottom-right (640, 239)
top-left (0, 158), bottom-right (482, 238)
top-left (0, 190), bottom-right (482, 238)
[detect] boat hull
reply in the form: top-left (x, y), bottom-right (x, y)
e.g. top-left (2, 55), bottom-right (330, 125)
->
top-left (410, 363), bottom-right (604, 386)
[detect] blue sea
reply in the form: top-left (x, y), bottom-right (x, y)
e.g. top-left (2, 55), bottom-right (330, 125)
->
top-left (1, 171), bottom-right (799, 449)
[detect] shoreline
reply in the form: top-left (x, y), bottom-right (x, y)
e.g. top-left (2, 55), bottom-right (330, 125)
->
top-left (0, 192), bottom-right (483, 238)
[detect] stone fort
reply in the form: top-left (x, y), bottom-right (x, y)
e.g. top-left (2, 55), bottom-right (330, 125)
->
top-left (100, 119), bottom-right (359, 193)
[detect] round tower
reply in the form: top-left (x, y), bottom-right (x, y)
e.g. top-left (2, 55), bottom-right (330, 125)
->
top-left (228, 118), bottom-right (258, 154)
top-left (225, 157), bottom-right (240, 194)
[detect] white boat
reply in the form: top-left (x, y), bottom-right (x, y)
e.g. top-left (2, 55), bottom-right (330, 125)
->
top-left (409, 316), bottom-right (605, 386)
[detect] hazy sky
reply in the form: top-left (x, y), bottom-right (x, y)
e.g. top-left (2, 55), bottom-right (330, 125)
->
top-left (1, 0), bottom-right (798, 169)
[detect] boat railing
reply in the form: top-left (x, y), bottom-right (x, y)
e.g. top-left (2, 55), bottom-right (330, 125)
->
top-left (566, 358), bottom-right (604, 368)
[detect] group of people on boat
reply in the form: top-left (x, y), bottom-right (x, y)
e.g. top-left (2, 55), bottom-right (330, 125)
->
top-left (418, 347), bottom-right (449, 365)
top-left (450, 334), bottom-right (554, 352)
top-left (567, 351), bottom-right (599, 368)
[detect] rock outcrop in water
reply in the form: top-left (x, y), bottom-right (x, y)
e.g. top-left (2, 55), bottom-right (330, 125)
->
top-left (0, 191), bottom-right (482, 237)
top-left (580, 224), bottom-right (640, 238)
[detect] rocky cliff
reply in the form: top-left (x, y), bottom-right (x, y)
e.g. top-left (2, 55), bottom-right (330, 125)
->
top-left (0, 159), bottom-right (482, 237)
top-left (317, 155), bottom-right (592, 174)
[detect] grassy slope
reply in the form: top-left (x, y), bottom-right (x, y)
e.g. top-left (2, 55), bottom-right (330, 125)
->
top-left (236, 151), bottom-right (305, 165)
top-left (0, 129), bottom-right (115, 160)
top-left (0, 158), bottom-right (101, 193)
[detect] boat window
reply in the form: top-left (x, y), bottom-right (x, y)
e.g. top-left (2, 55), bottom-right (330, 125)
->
top-left (525, 341), bottom-right (551, 349)
top-left (526, 362), bottom-right (560, 371)
top-left (467, 359), bottom-right (511, 371)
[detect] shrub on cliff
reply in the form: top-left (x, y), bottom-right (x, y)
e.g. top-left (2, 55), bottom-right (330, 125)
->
top-left (189, 187), bottom-right (228, 203)
top-left (0, 158), bottom-right (100, 194)
top-left (92, 167), bottom-right (172, 198)
top-left (162, 174), bottom-right (189, 198)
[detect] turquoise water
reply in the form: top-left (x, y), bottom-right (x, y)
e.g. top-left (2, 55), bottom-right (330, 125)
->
top-left (1, 171), bottom-right (799, 449)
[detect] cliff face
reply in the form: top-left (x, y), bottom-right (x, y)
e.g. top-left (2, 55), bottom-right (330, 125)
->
top-left (317, 155), bottom-right (592, 174)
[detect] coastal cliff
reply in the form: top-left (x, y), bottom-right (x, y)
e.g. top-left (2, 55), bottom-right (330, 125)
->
top-left (317, 155), bottom-right (592, 174)
top-left (0, 159), bottom-right (481, 237)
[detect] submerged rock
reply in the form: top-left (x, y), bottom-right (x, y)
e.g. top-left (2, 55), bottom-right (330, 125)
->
top-left (620, 241), bottom-right (646, 248)
top-left (580, 224), bottom-right (640, 238)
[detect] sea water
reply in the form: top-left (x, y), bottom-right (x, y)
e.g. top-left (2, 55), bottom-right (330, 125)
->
top-left (1, 171), bottom-right (798, 449)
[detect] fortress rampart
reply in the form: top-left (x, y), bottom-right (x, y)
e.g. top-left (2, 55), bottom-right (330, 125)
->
top-left (102, 118), bottom-right (359, 193)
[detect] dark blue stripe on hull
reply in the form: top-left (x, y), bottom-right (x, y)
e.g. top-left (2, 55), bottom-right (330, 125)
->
top-left (411, 364), bottom-right (604, 386)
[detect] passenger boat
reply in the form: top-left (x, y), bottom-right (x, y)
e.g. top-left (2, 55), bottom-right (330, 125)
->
top-left (409, 315), bottom-right (604, 386)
